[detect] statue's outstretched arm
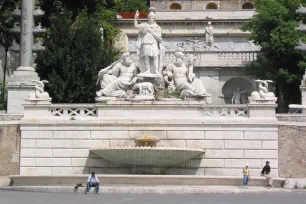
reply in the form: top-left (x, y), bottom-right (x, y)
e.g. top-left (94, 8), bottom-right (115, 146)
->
top-left (134, 10), bottom-right (139, 28)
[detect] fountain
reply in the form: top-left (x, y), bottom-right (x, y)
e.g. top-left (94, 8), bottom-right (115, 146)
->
top-left (90, 136), bottom-right (204, 172)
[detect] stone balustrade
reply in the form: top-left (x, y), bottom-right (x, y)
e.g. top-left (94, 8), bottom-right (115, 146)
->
top-left (21, 102), bottom-right (278, 120)
top-left (130, 51), bottom-right (259, 67)
top-left (50, 104), bottom-right (97, 118)
top-left (199, 105), bottom-right (248, 118)
top-left (218, 51), bottom-right (258, 62)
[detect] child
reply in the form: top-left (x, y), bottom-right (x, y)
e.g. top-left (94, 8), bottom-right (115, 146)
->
top-left (242, 164), bottom-right (250, 188)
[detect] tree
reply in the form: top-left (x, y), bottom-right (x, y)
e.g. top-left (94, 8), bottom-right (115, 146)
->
top-left (0, 0), bottom-right (18, 104)
top-left (242, 0), bottom-right (306, 112)
top-left (36, 6), bottom-right (119, 103)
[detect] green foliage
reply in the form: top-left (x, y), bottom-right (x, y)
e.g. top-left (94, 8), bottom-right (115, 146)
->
top-left (242, 0), bottom-right (306, 111)
top-left (36, 6), bottom-right (119, 103)
top-left (0, 0), bottom-right (18, 50)
top-left (0, 0), bottom-right (18, 105)
top-left (0, 0), bottom-right (18, 41)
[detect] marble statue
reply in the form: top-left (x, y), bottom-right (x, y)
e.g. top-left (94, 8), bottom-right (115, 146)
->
top-left (96, 52), bottom-right (138, 98)
top-left (186, 37), bottom-right (206, 51)
top-left (27, 80), bottom-right (50, 100)
top-left (232, 87), bottom-right (247, 104)
top-left (205, 21), bottom-right (214, 47)
top-left (250, 80), bottom-right (276, 100)
top-left (163, 52), bottom-right (211, 102)
top-left (134, 7), bottom-right (165, 74)
top-left (132, 82), bottom-right (155, 101)
top-left (36, 22), bottom-right (43, 31)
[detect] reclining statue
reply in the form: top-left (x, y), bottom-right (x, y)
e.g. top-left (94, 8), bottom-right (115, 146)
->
top-left (163, 52), bottom-right (211, 102)
top-left (96, 52), bottom-right (138, 98)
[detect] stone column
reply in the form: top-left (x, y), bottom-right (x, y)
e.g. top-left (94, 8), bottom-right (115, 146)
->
top-left (18, 0), bottom-right (35, 71)
top-left (7, 0), bottom-right (39, 114)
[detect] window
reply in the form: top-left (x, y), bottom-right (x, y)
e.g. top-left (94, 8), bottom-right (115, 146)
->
top-left (242, 2), bottom-right (255, 9)
top-left (206, 2), bottom-right (218, 10)
top-left (170, 3), bottom-right (182, 10)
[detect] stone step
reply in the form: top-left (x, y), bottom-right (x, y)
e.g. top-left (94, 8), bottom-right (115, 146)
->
top-left (0, 185), bottom-right (291, 194)
top-left (9, 175), bottom-right (286, 188)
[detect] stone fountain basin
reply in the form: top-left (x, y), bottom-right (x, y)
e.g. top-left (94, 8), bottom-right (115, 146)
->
top-left (91, 147), bottom-right (204, 167)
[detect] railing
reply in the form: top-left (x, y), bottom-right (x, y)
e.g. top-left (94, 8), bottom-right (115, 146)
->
top-left (218, 51), bottom-right (258, 61)
top-left (199, 105), bottom-right (249, 118)
top-left (130, 51), bottom-right (259, 67)
top-left (50, 105), bottom-right (97, 118)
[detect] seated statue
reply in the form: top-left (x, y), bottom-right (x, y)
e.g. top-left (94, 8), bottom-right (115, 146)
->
top-left (163, 52), bottom-right (211, 102)
top-left (96, 52), bottom-right (138, 98)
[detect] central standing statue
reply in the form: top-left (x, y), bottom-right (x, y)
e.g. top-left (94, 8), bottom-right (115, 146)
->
top-left (134, 7), bottom-right (164, 74)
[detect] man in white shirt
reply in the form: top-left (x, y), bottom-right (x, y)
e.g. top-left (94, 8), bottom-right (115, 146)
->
top-left (85, 172), bottom-right (100, 194)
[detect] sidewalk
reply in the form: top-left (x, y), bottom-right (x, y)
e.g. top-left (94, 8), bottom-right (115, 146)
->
top-left (0, 185), bottom-right (293, 194)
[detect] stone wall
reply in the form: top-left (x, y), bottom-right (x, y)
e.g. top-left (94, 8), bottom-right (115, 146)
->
top-left (0, 115), bottom-right (22, 176)
top-left (19, 102), bottom-right (279, 177)
top-left (19, 129), bottom-right (279, 176)
top-left (279, 125), bottom-right (306, 178)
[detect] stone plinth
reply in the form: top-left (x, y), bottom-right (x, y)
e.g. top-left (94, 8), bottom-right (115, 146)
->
top-left (7, 71), bottom-right (40, 114)
top-left (248, 98), bottom-right (278, 119)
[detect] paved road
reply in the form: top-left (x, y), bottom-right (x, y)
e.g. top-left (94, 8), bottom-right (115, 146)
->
top-left (0, 191), bottom-right (306, 204)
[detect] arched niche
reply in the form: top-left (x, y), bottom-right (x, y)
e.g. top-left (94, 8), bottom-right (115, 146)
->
top-left (222, 77), bottom-right (254, 104)
top-left (170, 3), bottom-right (182, 10)
top-left (206, 2), bottom-right (218, 10)
top-left (242, 2), bottom-right (255, 9)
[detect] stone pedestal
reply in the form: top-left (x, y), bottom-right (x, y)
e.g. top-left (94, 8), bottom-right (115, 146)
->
top-left (7, 71), bottom-right (39, 114)
top-left (248, 98), bottom-right (278, 119)
top-left (134, 73), bottom-right (164, 101)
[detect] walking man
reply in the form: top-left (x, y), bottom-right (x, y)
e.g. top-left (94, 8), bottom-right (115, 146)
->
top-left (261, 161), bottom-right (273, 188)
top-left (85, 172), bottom-right (100, 194)
top-left (242, 163), bottom-right (250, 188)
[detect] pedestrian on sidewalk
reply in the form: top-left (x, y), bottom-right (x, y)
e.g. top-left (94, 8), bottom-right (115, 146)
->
top-left (261, 161), bottom-right (273, 189)
top-left (242, 163), bottom-right (250, 188)
top-left (85, 172), bottom-right (100, 194)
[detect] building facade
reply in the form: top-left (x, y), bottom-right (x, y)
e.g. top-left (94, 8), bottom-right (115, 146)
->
top-left (150, 0), bottom-right (255, 11)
